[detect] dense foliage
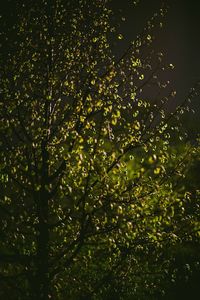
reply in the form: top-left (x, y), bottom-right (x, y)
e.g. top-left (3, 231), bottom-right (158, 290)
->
top-left (0, 1), bottom-right (199, 299)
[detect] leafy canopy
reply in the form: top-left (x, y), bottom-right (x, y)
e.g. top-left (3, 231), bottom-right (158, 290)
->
top-left (0, 0), bottom-right (199, 299)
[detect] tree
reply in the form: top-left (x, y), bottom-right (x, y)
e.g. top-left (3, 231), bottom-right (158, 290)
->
top-left (0, 0), bottom-right (199, 299)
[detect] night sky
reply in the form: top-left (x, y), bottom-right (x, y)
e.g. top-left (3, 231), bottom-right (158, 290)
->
top-left (112, 0), bottom-right (200, 95)
top-left (111, 0), bottom-right (200, 133)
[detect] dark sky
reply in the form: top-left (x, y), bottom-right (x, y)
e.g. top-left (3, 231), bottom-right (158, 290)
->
top-left (111, 0), bottom-right (200, 133)
top-left (112, 0), bottom-right (200, 96)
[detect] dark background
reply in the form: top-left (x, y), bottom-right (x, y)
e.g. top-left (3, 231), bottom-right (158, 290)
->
top-left (112, 0), bottom-right (200, 96)
top-left (111, 0), bottom-right (200, 135)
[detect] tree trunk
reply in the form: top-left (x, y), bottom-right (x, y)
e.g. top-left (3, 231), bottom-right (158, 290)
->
top-left (34, 142), bottom-right (50, 300)
top-left (34, 191), bottom-right (50, 300)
